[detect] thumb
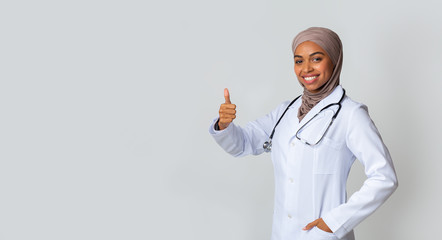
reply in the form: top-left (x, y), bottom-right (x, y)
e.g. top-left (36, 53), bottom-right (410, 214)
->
top-left (303, 219), bottom-right (319, 231)
top-left (224, 88), bottom-right (231, 104)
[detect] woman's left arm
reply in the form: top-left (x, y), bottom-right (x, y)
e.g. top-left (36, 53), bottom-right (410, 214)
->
top-left (322, 105), bottom-right (398, 239)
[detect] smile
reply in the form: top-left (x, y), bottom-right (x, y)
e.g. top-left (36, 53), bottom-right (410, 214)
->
top-left (303, 75), bottom-right (319, 82)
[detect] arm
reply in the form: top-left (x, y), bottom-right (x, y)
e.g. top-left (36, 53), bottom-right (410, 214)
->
top-left (209, 88), bottom-right (287, 157)
top-left (209, 110), bottom-right (278, 157)
top-left (322, 105), bottom-right (398, 239)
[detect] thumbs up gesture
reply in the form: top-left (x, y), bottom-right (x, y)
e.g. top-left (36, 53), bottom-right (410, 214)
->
top-left (218, 88), bottom-right (237, 130)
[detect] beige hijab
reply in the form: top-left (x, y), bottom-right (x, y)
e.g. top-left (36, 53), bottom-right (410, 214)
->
top-left (292, 27), bottom-right (343, 121)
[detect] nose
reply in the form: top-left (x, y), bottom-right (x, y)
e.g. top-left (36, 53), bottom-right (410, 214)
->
top-left (302, 61), bottom-right (313, 73)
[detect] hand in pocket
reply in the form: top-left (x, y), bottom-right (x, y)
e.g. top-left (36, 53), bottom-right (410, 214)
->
top-left (303, 218), bottom-right (333, 233)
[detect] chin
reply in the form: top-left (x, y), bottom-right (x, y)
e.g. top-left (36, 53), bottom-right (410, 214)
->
top-left (304, 86), bottom-right (319, 93)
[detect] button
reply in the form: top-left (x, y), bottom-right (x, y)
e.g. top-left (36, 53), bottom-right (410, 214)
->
top-left (289, 178), bottom-right (294, 183)
top-left (291, 142), bottom-right (295, 147)
top-left (287, 214), bottom-right (292, 219)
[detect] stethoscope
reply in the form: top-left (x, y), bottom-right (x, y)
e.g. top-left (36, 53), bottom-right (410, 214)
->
top-left (263, 89), bottom-right (346, 152)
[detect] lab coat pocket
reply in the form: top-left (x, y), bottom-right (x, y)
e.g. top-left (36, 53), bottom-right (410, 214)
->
top-left (311, 227), bottom-right (337, 239)
top-left (313, 137), bottom-right (344, 174)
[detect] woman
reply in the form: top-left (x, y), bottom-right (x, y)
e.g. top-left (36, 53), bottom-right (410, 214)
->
top-left (209, 27), bottom-right (398, 240)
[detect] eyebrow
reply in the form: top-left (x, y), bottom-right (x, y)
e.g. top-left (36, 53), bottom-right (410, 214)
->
top-left (294, 52), bottom-right (325, 58)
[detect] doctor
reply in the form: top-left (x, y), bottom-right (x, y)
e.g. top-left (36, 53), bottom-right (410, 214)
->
top-left (209, 27), bottom-right (398, 240)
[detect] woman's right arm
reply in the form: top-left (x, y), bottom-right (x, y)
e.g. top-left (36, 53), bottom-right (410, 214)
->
top-left (209, 88), bottom-right (284, 157)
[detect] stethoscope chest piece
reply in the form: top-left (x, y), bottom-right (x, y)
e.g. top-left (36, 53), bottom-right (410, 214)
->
top-left (263, 140), bottom-right (272, 152)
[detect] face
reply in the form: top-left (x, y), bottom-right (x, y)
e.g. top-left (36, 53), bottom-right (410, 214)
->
top-left (294, 41), bottom-right (334, 93)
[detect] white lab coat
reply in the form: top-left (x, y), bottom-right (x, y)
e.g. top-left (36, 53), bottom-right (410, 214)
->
top-left (209, 86), bottom-right (398, 240)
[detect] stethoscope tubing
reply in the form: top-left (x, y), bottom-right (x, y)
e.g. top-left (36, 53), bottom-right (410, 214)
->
top-left (263, 89), bottom-right (346, 152)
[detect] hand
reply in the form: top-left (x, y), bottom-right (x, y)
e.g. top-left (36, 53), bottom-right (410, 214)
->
top-left (218, 88), bottom-right (236, 130)
top-left (303, 218), bottom-right (333, 233)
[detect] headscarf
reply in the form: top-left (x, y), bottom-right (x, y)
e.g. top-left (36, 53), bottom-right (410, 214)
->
top-left (292, 27), bottom-right (343, 121)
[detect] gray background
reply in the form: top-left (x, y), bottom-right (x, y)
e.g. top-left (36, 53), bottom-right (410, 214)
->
top-left (0, 0), bottom-right (441, 239)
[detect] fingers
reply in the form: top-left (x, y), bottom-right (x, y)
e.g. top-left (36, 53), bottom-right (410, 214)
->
top-left (219, 113), bottom-right (236, 121)
top-left (218, 88), bottom-right (236, 130)
top-left (224, 88), bottom-right (231, 104)
top-left (303, 218), bottom-right (332, 233)
top-left (316, 218), bottom-right (333, 233)
top-left (303, 219), bottom-right (319, 231)
top-left (219, 107), bottom-right (236, 113)
top-left (219, 116), bottom-right (236, 125)
top-left (219, 104), bottom-right (236, 123)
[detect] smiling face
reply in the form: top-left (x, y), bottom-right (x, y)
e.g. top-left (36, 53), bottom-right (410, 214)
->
top-left (294, 41), bottom-right (334, 93)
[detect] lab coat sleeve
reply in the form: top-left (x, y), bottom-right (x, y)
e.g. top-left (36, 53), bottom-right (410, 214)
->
top-left (208, 103), bottom-right (285, 157)
top-left (322, 105), bottom-right (398, 239)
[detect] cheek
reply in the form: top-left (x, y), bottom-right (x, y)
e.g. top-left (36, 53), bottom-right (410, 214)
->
top-left (317, 64), bottom-right (332, 76)
top-left (324, 61), bottom-right (334, 75)
top-left (294, 65), bottom-right (301, 75)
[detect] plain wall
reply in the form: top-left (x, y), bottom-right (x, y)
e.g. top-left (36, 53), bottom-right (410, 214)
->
top-left (0, 0), bottom-right (441, 239)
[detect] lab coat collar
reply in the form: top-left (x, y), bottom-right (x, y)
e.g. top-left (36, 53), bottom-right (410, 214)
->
top-left (291, 85), bottom-right (345, 128)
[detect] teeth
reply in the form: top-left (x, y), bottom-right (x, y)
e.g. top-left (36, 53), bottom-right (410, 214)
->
top-left (304, 76), bottom-right (318, 81)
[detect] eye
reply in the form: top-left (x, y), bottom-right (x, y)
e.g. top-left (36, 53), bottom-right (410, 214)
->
top-left (312, 57), bottom-right (322, 62)
top-left (295, 59), bottom-right (303, 64)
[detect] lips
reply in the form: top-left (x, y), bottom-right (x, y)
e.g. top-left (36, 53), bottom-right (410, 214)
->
top-left (302, 75), bottom-right (319, 83)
